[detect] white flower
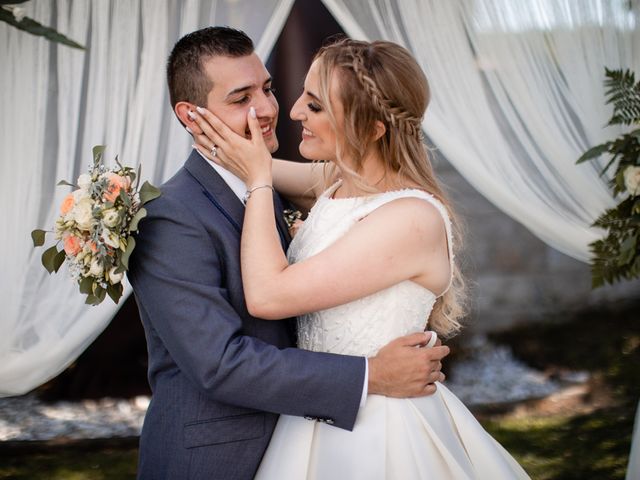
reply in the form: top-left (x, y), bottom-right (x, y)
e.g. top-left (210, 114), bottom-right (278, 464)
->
top-left (12, 7), bottom-right (26, 22)
top-left (103, 228), bottom-right (120, 249)
top-left (89, 258), bottom-right (104, 277)
top-left (623, 166), bottom-right (640, 196)
top-left (77, 173), bottom-right (92, 190)
top-left (73, 198), bottom-right (95, 230)
top-left (108, 267), bottom-right (124, 284)
top-left (102, 208), bottom-right (121, 228)
top-left (73, 188), bottom-right (90, 202)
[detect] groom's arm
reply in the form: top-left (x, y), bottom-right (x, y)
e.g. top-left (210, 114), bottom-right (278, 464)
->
top-left (130, 193), bottom-right (367, 430)
top-left (130, 193), bottom-right (447, 430)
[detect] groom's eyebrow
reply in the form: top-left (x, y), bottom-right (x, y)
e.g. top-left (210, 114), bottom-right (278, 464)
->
top-left (225, 77), bottom-right (273, 99)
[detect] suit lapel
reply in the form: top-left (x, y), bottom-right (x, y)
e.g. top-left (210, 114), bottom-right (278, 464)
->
top-left (184, 151), bottom-right (244, 233)
top-left (184, 150), bottom-right (292, 250)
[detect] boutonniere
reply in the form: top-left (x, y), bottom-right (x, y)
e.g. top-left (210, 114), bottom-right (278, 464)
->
top-left (283, 208), bottom-right (304, 237)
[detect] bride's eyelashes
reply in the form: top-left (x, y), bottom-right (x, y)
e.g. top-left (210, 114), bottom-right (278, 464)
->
top-left (308, 102), bottom-right (322, 113)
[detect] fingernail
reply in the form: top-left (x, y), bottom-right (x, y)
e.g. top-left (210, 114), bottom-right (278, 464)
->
top-left (196, 106), bottom-right (204, 114)
top-left (185, 126), bottom-right (193, 134)
top-left (249, 106), bottom-right (256, 119)
top-left (188, 111), bottom-right (196, 120)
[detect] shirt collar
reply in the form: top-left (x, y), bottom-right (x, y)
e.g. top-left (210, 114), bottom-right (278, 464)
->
top-left (194, 148), bottom-right (246, 202)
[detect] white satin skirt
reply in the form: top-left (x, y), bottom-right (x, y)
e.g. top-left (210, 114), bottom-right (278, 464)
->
top-left (255, 383), bottom-right (530, 479)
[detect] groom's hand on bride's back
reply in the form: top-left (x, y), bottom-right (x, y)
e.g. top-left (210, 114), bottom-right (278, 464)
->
top-left (367, 332), bottom-right (449, 398)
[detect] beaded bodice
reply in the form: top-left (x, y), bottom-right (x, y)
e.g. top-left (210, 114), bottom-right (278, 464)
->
top-left (287, 182), bottom-right (453, 357)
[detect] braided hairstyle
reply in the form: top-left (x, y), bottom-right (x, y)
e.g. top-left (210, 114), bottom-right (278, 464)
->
top-left (314, 38), bottom-right (466, 337)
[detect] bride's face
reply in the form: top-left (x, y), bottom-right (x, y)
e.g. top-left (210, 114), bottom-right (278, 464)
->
top-left (290, 59), bottom-right (343, 162)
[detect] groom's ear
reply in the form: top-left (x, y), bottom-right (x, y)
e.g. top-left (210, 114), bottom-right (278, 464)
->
top-left (175, 101), bottom-right (199, 130)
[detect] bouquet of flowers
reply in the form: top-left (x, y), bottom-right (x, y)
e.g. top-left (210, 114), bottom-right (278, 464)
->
top-left (31, 146), bottom-right (161, 305)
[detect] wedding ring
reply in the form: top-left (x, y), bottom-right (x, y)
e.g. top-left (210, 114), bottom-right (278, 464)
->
top-left (211, 145), bottom-right (218, 158)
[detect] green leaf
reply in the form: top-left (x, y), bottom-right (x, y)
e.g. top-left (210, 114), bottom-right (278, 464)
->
top-left (107, 282), bottom-right (124, 304)
top-left (53, 249), bottom-right (66, 273)
top-left (576, 143), bottom-right (611, 164)
top-left (0, 8), bottom-right (85, 49)
top-left (94, 285), bottom-right (107, 303)
top-left (120, 236), bottom-right (136, 270)
top-left (128, 208), bottom-right (147, 233)
top-left (57, 179), bottom-right (77, 188)
top-left (617, 236), bottom-right (637, 266)
top-left (85, 294), bottom-right (100, 305)
top-left (139, 181), bottom-right (161, 204)
top-left (92, 145), bottom-right (106, 166)
top-left (79, 277), bottom-right (94, 295)
top-left (31, 229), bottom-right (46, 247)
top-left (41, 245), bottom-right (59, 273)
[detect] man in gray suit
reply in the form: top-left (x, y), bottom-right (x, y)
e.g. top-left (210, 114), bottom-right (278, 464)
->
top-left (129, 26), bottom-right (449, 479)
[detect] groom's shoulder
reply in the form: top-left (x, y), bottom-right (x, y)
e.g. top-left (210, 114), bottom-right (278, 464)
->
top-left (145, 166), bottom-right (199, 212)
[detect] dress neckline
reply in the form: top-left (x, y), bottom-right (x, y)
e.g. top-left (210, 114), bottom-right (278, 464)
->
top-left (325, 179), bottom-right (429, 201)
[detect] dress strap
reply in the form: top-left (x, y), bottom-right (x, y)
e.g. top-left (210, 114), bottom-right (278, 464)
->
top-left (354, 189), bottom-right (455, 297)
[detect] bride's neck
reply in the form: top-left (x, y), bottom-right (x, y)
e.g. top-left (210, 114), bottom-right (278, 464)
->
top-left (335, 152), bottom-right (407, 198)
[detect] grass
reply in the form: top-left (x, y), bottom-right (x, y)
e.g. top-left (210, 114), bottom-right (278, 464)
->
top-left (1, 301), bottom-right (638, 479)
top-left (0, 446), bottom-right (138, 479)
top-left (482, 299), bottom-right (640, 479)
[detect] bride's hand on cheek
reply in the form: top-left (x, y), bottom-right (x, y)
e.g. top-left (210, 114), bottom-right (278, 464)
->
top-left (191, 106), bottom-right (272, 185)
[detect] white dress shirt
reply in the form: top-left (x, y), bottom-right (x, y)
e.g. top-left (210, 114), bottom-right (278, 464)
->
top-left (195, 149), bottom-right (368, 406)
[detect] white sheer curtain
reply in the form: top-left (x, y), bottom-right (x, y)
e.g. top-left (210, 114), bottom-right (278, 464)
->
top-left (321, 0), bottom-right (639, 261)
top-left (0, 0), bottom-right (295, 397)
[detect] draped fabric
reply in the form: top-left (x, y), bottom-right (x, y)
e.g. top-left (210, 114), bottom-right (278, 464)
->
top-left (321, 0), bottom-right (639, 261)
top-left (0, 0), bottom-right (295, 396)
top-left (320, 2), bottom-right (640, 477)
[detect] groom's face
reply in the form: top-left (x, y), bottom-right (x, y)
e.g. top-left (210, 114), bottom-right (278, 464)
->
top-left (202, 53), bottom-right (279, 153)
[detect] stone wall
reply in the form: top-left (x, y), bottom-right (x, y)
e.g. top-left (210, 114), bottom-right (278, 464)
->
top-left (435, 155), bottom-right (639, 333)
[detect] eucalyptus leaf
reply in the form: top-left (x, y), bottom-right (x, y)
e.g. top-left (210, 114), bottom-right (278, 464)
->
top-left (92, 145), bottom-right (106, 166)
top-left (57, 180), bottom-right (77, 188)
top-left (129, 208), bottom-right (147, 233)
top-left (139, 181), bottom-right (161, 204)
top-left (53, 249), bottom-right (66, 273)
top-left (85, 294), bottom-right (99, 305)
top-left (31, 229), bottom-right (46, 247)
top-left (95, 286), bottom-right (107, 303)
top-left (576, 143), bottom-right (611, 164)
top-left (107, 282), bottom-right (124, 304)
top-left (41, 245), bottom-right (59, 273)
top-left (0, 8), bottom-right (84, 49)
top-left (120, 236), bottom-right (136, 270)
top-left (79, 277), bottom-right (94, 295)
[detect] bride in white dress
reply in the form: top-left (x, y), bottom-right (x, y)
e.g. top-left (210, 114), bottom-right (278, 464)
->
top-left (193, 38), bottom-right (529, 479)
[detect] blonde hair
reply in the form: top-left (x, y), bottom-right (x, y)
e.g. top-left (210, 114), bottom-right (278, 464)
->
top-left (314, 38), bottom-right (467, 337)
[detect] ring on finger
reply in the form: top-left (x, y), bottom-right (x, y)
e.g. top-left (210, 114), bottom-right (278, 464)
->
top-left (211, 145), bottom-right (218, 158)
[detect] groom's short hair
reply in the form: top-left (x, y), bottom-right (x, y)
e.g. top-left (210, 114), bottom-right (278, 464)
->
top-left (167, 26), bottom-right (254, 108)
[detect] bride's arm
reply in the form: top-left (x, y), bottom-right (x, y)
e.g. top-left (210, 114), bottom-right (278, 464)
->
top-left (242, 192), bottom-right (449, 319)
top-left (191, 107), bottom-right (450, 320)
top-left (271, 159), bottom-right (326, 211)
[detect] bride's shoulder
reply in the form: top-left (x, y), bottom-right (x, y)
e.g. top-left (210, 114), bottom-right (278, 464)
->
top-left (358, 194), bottom-right (449, 245)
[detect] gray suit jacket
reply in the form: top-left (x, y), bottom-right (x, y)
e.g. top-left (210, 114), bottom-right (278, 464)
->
top-left (129, 151), bottom-right (365, 479)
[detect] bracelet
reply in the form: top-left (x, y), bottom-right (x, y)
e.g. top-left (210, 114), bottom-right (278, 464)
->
top-left (242, 184), bottom-right (274, 205)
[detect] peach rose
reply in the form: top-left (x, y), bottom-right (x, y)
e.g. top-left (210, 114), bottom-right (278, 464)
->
top-left (104, 173), bottom-right (131, 203)
top-left (63, 235), bottom-right (82, 256)
top-left (60, 193), bottom-right (75, 215)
